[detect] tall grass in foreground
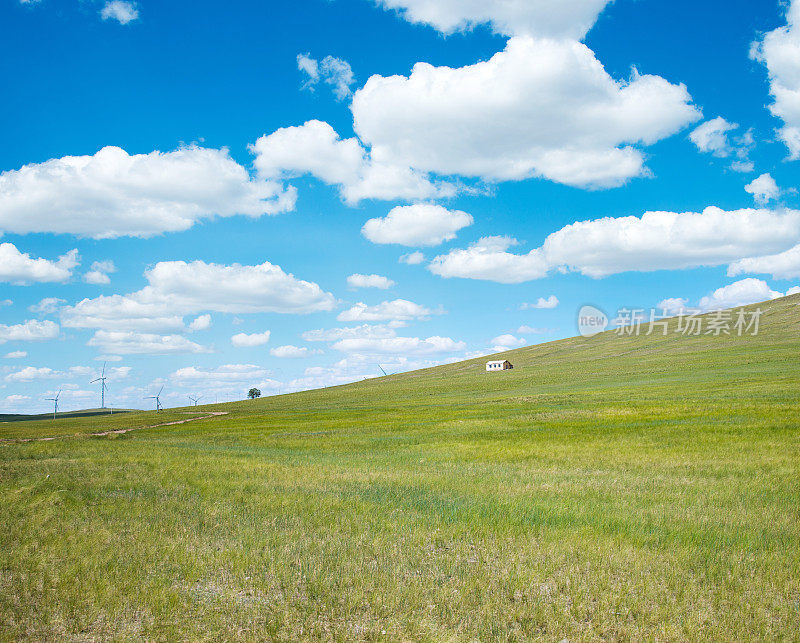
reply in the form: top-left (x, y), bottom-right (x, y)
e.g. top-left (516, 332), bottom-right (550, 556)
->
top-left (1, 296), bottom-right (799, 639)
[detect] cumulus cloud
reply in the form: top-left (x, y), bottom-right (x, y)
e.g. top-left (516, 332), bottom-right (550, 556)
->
top-left (372, 0), bottom-right (613, 39)
top-left (270, 345), bottom-right (315, 358)
top-left (172, 364), bottom-right (271, 385)
top-left (751, 0), bottom-right (800, 158)
top-left (0, 320), bottom-right (59, 344)
top-left (231, 331), bottom-right (271, 347)
top-left (332, 335), bottom-right (465, 355)
top-left (188, 314), bottom-right (212, 331)
top-left (699, 279), bottom-right (783, 311)
top-left (744, 173), bottom-right (781, 204)
top-left (5, 366), bottom-right (62, 382)
top-left (490, 334), bottom-right (526, 352)
top-left (690, 117), bottom-right (735, 155)
top-left (728, 243), bottom-right (800, 280)
top-left (541, 207), bottom-right (800, 277)
top-left (659, 279), bottom-right (790, 314)
top-left (337, 299), bottom-right (435, 322)
top-left (100, 1), bottom-right (139, 24)
top-left (302, 323), bottom-right (402, 342)
top-left (62, 259), bottom-right (336, 331)
top-left (347, 273), bottom-right (395, 289)
top-left (362, 204), bottom-right (473, 246)
top-left (251, 120), bottom-right (453, 204)
top-left (400, 251), bottom-right (425, 265)
top-left (169, 364), bottom-right (282, 398)
top-left (431, 207), bottom-right (800, 283)
top-left (352, 37), bottom-right (699, 189)
top-left (521, 295), bottom-right (559, 309)
top-left (0, 145), bottom-right (295, 238)
top-left (429, 236), bottom-right (547, 283)
top-left (83, 260), bottom-right (116, 285)
top-left (28, 297), bottom-right (66, 315)
top-left (0, 243), bottom-right (78, 284)
top-left (656, 297), bottom-right (690, 315)
top-left (689, 117), bottom-right (755, 168)
top-left (87, 330), bottom-right (211, 355)
top-left (297, 53), bottom-right (356, 100)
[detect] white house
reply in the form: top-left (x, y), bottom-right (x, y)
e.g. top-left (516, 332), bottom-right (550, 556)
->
top-left (486, 360), bottom-right (513, 372)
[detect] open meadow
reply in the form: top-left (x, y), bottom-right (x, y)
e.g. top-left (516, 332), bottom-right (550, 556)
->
top-left (1, 296), bottom-right (799, 640)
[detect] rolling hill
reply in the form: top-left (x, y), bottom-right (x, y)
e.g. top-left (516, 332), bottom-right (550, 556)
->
top-left (1, 295), bottom-right (798, 639)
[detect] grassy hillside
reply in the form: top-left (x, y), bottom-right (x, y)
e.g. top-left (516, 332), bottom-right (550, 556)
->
top-left (1, 296), bottom-right (799, 639)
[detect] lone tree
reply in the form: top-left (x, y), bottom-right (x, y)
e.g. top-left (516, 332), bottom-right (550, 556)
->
top-left (248, 388), bottom-right (261, 400)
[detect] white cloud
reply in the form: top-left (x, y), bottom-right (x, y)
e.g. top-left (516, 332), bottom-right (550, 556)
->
top-left (302, 323), bottom-right (401, 342)
top-left (0, 243), bottom-right (78, 284)
top-left (490, 334), bottom-right (526, 352)
top-left (787, 286), bottom-right (800, 296)
top-left (332, 335), bottom-right (465, 355)
top-left (297, 53), bottom-right (355, 100)
top-left (656, 297), bottom-right (689, 315)
top-left (429, 236), bottom-right (548, 283)
top-left (337, 299), bottom-right (435, 322)
top-left (28, 297), bottom-right (66, 315)
top-left (188, 314), bottom-right (212, 331)
top-left (297, 53), bottom-right (319, 86)
top-left (372, 0), bottom-right (613, 39)
top-left (0, 320), bottom-right (59, 344)
top-left (172, 364), bottom-right (270, 384)
top-left (62, 259), bottom-right (336, 331)
top-left (0, 145), bottom-right (295, 238)
top-left (431, 208), bottom-right (800, 283)
top-left (251, 120), bottom-right (453, 204)
top-left (169, 364), bottom-right (282, 398)
top-left (83, 260), bottom-right (116, 285)
top-left (541, 207), bottom-right (800, 277)
top-left (751, 0), bottom-right (800, 158)
top-left (744, 173), bottom-right (781, 204)
top-left (352, 37), bottom-right (699, 189)
top-left (5, 366), bottom-right (62, 382)
top-left (517, 325), bottom-right (553, 334)
top-left (100, 1), bottom-right (139, 24)
top-left (400, 251), bottom-right (425, 265)
top-left (689, 117), bottom-right (734, 156)
top-left (4, 351), bottom-right (27, 359)
top-left (87, 331), bottom-right (211, 355)
top-left (728, 243), bottom-right (800, 280)
top-left (521, 295), bottom-right (559, 309)
top-left (362, 204), bottom-right (473, 246)
top-left (698, 279), bottom-right (783, 311)
top-left (347, 273), bottom-right (396, 289)
top-left (270, 345), bottom-right (315, 358)
top-left (231, 331), bottom-right (271, 347)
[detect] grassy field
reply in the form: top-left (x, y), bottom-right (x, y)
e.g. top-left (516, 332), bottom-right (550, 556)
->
top-left (1, 296), bottom-right (799, 640)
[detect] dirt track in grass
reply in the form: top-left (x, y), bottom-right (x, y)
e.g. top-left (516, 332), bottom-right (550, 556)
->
top-left (0, 411), bottom-right (229, 443)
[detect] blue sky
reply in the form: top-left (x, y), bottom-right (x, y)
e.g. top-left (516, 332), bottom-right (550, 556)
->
top-left (1, 0), bottom-right (799, 412)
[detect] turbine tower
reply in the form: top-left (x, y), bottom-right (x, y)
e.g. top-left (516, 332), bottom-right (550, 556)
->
top-left (45, 389), bottom-right (61, 420)
top-left (188, 394), bottom-right (201, 407)
top-left (145, 386), bottom-right (164, 412)
top-left (91, 362), bottom-right (109, 409)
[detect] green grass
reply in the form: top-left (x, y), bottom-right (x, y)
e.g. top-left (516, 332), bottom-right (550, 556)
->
top-left (1, 296), bottom-right (799, 640)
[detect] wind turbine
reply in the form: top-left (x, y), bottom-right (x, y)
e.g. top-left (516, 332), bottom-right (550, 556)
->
top-left (145, 386), bottom-right (164, 412)
top-left (378, 364), bottom-right (388, 376)
top-left (91, 362), bottom-right (109, 409)
top-left (45, 389), bottom-right (61, 420)
top-left (188, 394), bottom-right (201, 407)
